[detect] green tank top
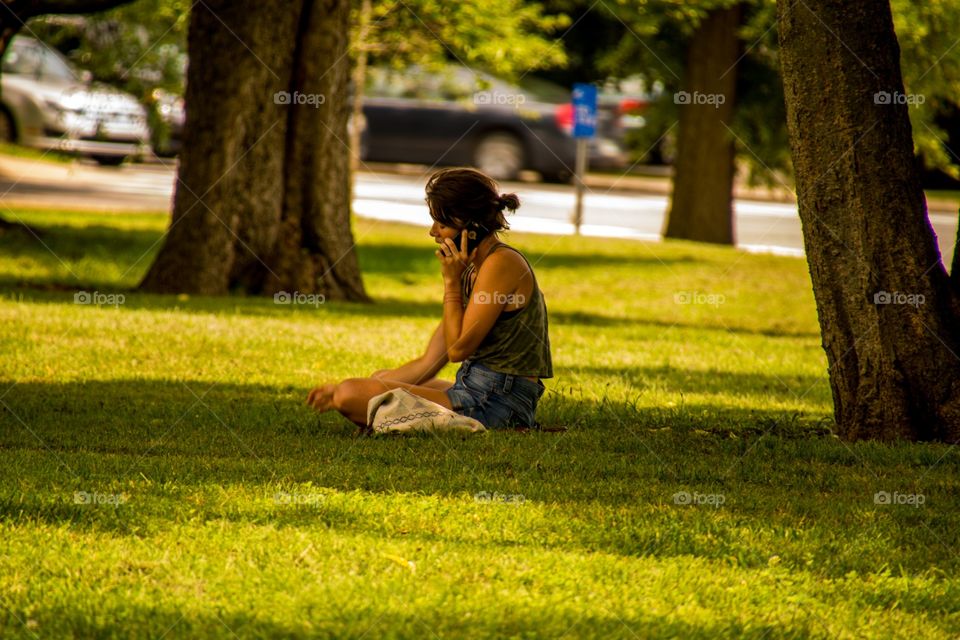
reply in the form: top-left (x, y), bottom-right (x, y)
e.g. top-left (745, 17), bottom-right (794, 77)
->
top-left (459, 243), bottom-right (553, 379)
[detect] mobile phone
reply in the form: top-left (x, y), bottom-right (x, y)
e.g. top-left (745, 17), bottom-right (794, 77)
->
top-left (453, 223), bottom-right (489, 254)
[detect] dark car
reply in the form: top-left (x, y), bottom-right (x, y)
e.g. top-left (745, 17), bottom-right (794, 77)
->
top-left (360, 66), bottom-right (627, 182)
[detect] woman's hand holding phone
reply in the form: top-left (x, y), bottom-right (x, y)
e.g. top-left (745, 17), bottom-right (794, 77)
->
top-left (436, 232), bottom-right (477, 286)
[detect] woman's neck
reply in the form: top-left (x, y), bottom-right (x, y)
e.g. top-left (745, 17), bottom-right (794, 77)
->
top-left (471, 235), bottom-right (501, 270)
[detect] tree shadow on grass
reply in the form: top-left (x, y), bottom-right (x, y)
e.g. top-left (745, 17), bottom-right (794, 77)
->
top-left (2, 378), bottom-right (958, 580)
top-left (568, 364), bottom-right (829, 404)
top-left (1, 221), bottom-right (816, 337)
top-left (356, 241), bottom-right (702, 275)
top-left (0, 375), bottom-right (834, 482)
top-left (2, 284), bottom-right (820, 339)
top-left (2, 221), bottom-right (696, 286)
top-left (12, 603), bottom-right (802, 640)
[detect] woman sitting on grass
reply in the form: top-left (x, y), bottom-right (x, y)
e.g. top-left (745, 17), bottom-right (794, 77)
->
top-left (307, 167), bottom-right (553, 429)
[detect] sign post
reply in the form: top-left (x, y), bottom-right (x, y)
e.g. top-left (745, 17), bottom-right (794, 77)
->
top-left (571, 83), bottom-right (597, 235)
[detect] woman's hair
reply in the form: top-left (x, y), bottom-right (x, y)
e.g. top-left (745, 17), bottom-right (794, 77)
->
top-left (425, 167), bottom-right (520, 232)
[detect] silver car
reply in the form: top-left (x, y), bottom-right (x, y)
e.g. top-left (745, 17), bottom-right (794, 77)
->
top-left (0, 36), bottom-right (149, 165)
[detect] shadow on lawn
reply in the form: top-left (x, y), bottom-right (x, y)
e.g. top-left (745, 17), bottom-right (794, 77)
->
top-left (18, 604), bottom-right (794, 639)
top-left (0, 374), bottom-right (832, 511)
top-left (4, 378), bottom-right (959, 580)
top-left (570, 364), bottom-right (829, 402)
top-left (356, 240), bottom-right (702, 274)
top-left (1, 284), bottom-right (818, 339)
top-left (1, 221), bottom-right (815, 337)
top-left (2, 220), bottom-right (696, 283)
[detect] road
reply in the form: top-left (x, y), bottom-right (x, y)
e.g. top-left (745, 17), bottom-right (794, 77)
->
top-left (0, 156), bottom-right (956, 264)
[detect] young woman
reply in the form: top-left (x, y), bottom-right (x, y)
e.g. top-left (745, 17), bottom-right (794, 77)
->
top-left (306, 167), bottom-right (553, 429)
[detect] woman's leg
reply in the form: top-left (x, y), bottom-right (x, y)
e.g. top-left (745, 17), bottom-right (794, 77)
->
top-left (370, 370), bottom-right (453, 392)
top-left (308, 377), bottom-right (454, 427)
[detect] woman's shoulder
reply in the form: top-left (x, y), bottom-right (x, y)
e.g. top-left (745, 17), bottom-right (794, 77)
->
top-left (485, 243), bottom-right (530, 270)
top-left (477, 245), bottom-right (534, 294)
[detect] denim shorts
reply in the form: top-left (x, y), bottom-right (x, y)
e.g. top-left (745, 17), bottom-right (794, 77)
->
top-left (446, 360), bottom-right (546, 429)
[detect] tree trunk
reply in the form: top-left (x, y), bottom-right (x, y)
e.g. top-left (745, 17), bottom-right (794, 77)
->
top-left (663, 4), bottom-right (742, 245)
top-left (140, 0), bottom-right (369, 301)
top-left (777, 0), bottom-right (960, 442)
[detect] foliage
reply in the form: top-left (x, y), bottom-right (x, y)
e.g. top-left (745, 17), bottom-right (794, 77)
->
top-left (25, 0), bottom-right (188, 97)
top-left (572, 0), bottom-right (960, 183)
top-left (353, 0), bottom-right (570, 78)
top-left (893, 0), bottom-right (960, 178)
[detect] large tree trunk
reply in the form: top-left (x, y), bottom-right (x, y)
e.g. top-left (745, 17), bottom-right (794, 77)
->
top-left (140, 0), bottom-right (369, 301)
top-left (777, 0), bottom-right (960, 442)
top-left (663, 4), bottom-right (742, 245)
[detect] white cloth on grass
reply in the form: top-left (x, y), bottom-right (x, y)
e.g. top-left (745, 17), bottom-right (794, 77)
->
top-left (366, 388), bottom-right (486, 435)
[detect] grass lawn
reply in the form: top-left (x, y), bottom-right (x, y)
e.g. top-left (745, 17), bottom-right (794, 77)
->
top-left (1, 207), bottom-right (958, 638)
top-left (0, 143), bottom-right (79, 165)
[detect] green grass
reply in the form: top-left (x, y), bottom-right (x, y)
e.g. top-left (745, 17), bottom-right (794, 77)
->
top-left (1, 207), bottom-right (958, 639)
top-left (0, 143), bottom-right (78, 165)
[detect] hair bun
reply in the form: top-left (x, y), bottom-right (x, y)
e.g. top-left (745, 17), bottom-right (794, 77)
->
top-left (498, 193), bottom-right (520, 211)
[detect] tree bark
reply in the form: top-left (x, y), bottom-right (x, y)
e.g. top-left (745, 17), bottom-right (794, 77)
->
top-left (139, 0), bottom-right (368, 301)
top-left (663, 4), bottom-right (742, 245)
top-left (260, 0), bottom-right (368, 300)
top-left (777, 0), bottom-right (960, 442)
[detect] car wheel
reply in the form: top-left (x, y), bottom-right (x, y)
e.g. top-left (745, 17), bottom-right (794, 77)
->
top-left (92, 155), bottom-right (126, 167)
top-left (542, 170), bottom-right (573, 184)
top-left (473, 132), bottom-right (524, 181)
top-left (0, 110), bottom-right (16, 143)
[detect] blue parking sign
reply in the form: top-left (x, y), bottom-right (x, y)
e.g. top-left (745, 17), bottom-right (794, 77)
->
top-left (572, 83), bottom-right (597, 138)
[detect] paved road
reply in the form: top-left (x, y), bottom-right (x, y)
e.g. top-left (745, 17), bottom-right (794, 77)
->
top-left (1, 157), bottom-right (955, 263)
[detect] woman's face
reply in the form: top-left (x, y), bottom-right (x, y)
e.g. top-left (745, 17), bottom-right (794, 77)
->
top-left (429, 219), bottom-right (460, 245)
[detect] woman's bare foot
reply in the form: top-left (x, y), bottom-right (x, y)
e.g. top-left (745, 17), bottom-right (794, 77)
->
top-left (306, 383), bottom-right (337, 412)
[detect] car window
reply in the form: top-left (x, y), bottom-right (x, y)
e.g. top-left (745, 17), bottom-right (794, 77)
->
top-left (363, 64), bottom-right (570, 105)
top-left (366, 67), bottom-right (422, 99)
top-left (366, 66), bottom-right (497, 102)
top-left (2, 41), bottom-right (43, 76)
top-left (1, 39), bottom-right (78, 82)
top-left (38, 46), bottom-right (79, 82)
top-left (514, 76), bottom-right (569, 104)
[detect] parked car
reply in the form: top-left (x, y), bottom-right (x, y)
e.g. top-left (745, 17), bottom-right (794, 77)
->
top-left (0, 36), bottom-right (149, 165)
top-left (360, 65), bottom-right (630, 182)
